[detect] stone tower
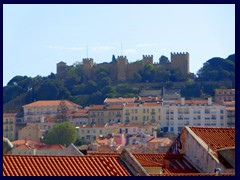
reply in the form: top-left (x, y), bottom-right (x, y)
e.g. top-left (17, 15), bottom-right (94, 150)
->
top-left (116, 56), bottom-right (128, 81)
top-left (82, 58), bottom-right (94, 80)
top-left (56, 61), bottom-right (68, 78)
top-left (171, 52), bottom-right (190, 79)
top-left (142, 55), bottom-right (153, 66)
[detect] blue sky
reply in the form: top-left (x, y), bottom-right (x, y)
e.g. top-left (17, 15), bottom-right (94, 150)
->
top-left (3, 4), bottom-right (235, 86)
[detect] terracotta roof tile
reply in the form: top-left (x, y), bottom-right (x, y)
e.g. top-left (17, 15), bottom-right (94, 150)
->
top-left (22, 100), bottom-right (79, 107)
top-left (189, 127), bottom-right (235, 155)
top-left (3, 113), bottom-right (17, 117)
top-left (189, 127), bottom-right (235, 168)
top-left (133, 153), bottom-right (199, 174)
top-left (3, 155), bottom-right (131, 176)
top-left (104, 97), bottom-right (135, 103)
top-left (11, 140), bottom-right (39, 146)
top-left (226, 107), bottom-right (235, 111)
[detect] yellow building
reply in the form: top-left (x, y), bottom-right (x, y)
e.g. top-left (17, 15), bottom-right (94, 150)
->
top-left (88, 104), bottom-right (123, 124)
top-left (123, 102), bottom-right (162, 125)
top-left (3, 113), bottom-right (17, 141)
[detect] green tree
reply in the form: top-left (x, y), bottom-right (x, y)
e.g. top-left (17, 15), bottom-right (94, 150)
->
top-left (44, 121), bottom-right (77, 146)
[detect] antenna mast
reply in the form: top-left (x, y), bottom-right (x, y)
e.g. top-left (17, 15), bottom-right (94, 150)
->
top-left (86, 45), bottom-right (88, 58)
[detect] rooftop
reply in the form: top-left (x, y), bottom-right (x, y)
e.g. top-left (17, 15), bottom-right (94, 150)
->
top-left (3, 155), bottom-right (131, 176)
top-left (22, 100), bottom-right (79, 107)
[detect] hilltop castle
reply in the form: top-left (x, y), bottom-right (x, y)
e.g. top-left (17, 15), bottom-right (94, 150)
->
top-left (56, 52), bottom-right (190, 81)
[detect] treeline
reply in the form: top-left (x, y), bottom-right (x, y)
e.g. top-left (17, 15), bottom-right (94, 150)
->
top-left (3, 54), bottom-right (235, 113)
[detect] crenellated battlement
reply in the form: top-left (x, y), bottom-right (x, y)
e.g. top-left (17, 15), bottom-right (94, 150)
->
top-left (56, 52), bottom-right (191, 81)
top-left (171, 52), bottom-right (189, 55)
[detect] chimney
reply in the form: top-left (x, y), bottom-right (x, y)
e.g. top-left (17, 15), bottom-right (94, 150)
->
top-left (181, 97), bottom-right (185, 105)
top-left (208, 97), bottom-right (212, 106)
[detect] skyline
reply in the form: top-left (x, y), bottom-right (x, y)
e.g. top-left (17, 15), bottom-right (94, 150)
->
top-left (3, 4), bottom-right (235, 86)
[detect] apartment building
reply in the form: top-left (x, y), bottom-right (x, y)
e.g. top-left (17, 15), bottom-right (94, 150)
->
top-left (22, 100), bottom-right (80, 123)
top-left (76, 122), bottom-right (159, 144)
top-left (88, 104), bottom-right (123, 124)
top-left (18, 122), bottom-right (55, 142)
top-left (225, 101), bottom-right (235, 127)
top-left (67, 108), bottom-right (89, 126)
top-left (3, 113), bottom-right (17, 141)
top-left (162, 98), bottom-right (226, 134)
top-left (215, 89), bottom-right (235, 104)
top-left (122, 102), bottom-right (162, 125)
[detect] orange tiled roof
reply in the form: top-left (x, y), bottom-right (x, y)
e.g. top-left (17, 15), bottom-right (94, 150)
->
top-left (23, 100), bottom-right (79, 107)
top-left (3, 113), bottom-right (17, 117)
top-left (166, 99), bottom-right (221, 106)
top-left (189, 127), bottom-right (235, 155)
top-left (189, 126), bottom-right (235, 168)
top-left (3, 155), bottom-right (131, 176)
top-left (11, 140), bottom-right (39, 146)
top-left (124, 102), bottom-right (162, 107)
top-left (88, 105), bottom-right (104, 110)
top-left (133, 153), bottom-right (199, 174)
top-left (104, 97), bottom-right (135, 103)
top-left (226, 107), bottom-right (235, 111)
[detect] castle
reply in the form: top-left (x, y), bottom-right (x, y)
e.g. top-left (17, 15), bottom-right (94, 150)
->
top-left (56, 52), bottom-right (190, 81)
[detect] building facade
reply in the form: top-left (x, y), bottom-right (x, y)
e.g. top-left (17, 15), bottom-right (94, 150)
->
top-left (22, 100), bottom-right (80, 123)
top-left (3, 113), bottom-right (17, 141)
top-left (88, 104), bottom-right (123, 124)
top-left (122, 102), bottom-right (162, 125)
top-left (215, 89), bottom-right (235, 104)
top-left (162, 98), bottom-right (226, 134)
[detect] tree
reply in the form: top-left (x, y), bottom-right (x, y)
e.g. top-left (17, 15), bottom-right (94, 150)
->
top-left (159, 55), bottom-right (170, 64)
top-left (44, 121), bottom-right (77, 146)
top-left (55, 100), bottom-right (69, 122)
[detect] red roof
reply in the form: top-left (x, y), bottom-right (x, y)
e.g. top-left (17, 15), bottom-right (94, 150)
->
top-left (104, 97), bottom-right (135, 103)
top-left (189, 126), bottom-right (235, 168)
top-left (3, 155), bottom-right (131, 176)
top-left (23, 100), bottom-right (79, 107)
top-left (11, 140), bottom-right (39, 146)
top-left (133, 153), bottom-right (199, 174)
top-left (3, 113), bottom-right (17, 117)
top-left (189, 127), bottom-right (235, 155)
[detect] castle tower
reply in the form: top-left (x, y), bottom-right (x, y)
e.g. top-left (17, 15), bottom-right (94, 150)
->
top-left (82, 58), bottom-right (94, 80)
top-left (56, 61), bottom-right (68, 78)
top-left (171, 52), bottom-right (190, 79)
top-left (116, 56), bottom-right (128, 81)
top-left (142, 55), bottom-right (153, 66)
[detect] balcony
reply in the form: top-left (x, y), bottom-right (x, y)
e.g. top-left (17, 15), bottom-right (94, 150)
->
top-left (125, 112), bottom-right (130, 115)
top-left (116, 114), bottom-right (121, 117)
top-left (151, 112), bottom-right (155, 115)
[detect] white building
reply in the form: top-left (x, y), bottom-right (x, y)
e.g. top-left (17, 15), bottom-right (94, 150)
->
top-left (22, 100), bottom-right (80, 123)
top-left (162, 98), bottom-right (226, 134)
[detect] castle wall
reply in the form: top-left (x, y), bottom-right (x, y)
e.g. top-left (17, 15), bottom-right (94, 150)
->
top-left (56, 52), bottom-right (191, 82)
